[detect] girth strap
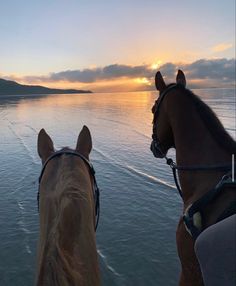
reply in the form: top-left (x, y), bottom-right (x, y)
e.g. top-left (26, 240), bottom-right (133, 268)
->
top-left (183, 173), bottom-right (236, 240)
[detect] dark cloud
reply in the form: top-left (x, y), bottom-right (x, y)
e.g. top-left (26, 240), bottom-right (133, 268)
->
top-left (183, 58), bottom-right (235, 81)
top-left (158, 63), bottom-right (176, 78)
top-left (103, 64), bottom-right (151, 78)
top-left (7, 58), bottom-right (235, 88)
top-left (48, 58), bottom-right (235, 85)
top-left (50, 68), bottom-right (103, 83)
top-left (49, 64), bottom-right (152, 83)
top-left (160, 59), bottom-right (235, 87)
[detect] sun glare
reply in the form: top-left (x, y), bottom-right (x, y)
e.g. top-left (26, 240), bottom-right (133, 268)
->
top-left (134, 77), bottom-right (151, 85)
top-left (150, 60), bottom-right (162, 70)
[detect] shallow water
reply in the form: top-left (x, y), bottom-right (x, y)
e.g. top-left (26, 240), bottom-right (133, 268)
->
top-left (0, 88), bottom-right (235, 285)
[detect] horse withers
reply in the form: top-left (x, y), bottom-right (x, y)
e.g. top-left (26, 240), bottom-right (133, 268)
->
top-left (151, 70), bottom-right (236, 286)
top-left (36, 126), bottom-right (100, 286)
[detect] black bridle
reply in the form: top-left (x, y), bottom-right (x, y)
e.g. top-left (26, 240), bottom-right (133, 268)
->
top-left (151, 84), bottom-right (236, 239)
top-left (38, 150), bottom-right (100, 231)
top-left (151, 84), bottom-right (179, 160)
top-left (151, 84), bottom-right (234, 194)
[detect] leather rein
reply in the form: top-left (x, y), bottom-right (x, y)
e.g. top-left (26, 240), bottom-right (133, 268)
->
top-left (37, 150), bottom-right (100, 231)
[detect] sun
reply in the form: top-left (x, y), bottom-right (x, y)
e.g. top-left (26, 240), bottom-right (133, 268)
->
top-left (150, 60), bottom-right (162, 70)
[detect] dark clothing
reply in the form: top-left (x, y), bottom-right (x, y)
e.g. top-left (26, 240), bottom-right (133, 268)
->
top-left (195, 215), bottom-right (236, 286)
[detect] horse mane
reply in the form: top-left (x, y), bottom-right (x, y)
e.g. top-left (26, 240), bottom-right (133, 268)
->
top-left (169, 84), bottom-right (236, 153)
top-left (38, 191), bottom-right (84, 286)
top-left (37, 149), bottom-right (88, 286)
top-left (38, 240), bottom-right (82, 286)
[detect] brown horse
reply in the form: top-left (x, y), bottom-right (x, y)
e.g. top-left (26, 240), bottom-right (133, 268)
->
top-left (151, 70), bottom-right (236, 286)
top-left (36, 126), bottom-right (100, 286)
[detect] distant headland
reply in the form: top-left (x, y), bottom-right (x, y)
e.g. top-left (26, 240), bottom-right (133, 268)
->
top-left (0, 78), bottom-right (92, 95)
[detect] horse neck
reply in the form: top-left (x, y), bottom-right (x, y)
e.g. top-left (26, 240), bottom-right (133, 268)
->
top-left (165, 91), bottom-right (232, 203)
top-left (36, 164), bottom-right (100, 286)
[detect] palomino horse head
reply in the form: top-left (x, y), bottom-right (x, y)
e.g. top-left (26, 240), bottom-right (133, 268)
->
top-left (151, 70), bottom-right (186, 158)
top-left (36, 126), bottom-right (100, 286)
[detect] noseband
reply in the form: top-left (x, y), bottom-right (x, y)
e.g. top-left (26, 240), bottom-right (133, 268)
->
top-left (38, 150), bottom-right (100, 231)
top-left (151, 84), bottom-right (236, 239)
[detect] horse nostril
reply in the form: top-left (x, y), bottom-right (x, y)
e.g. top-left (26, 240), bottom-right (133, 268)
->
top-left (150, 142), bottom-right (154, 152)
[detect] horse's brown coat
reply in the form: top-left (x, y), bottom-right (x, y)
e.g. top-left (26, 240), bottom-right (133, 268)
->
top-left (153, 70), bottom-right (236, 286)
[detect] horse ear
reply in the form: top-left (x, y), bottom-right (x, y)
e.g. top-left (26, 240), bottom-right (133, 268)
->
top-left (76, 125), bottom-right (92, 159)
top-left (176, 70), bottom-right (186, 87)
top-left (38, 129), bottom-right (54, 163)
top-left (155, 71), bottom-right (166, 93)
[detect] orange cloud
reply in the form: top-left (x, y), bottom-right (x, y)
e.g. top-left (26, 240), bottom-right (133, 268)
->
top-left (212, 43), bottom-right (233, 53)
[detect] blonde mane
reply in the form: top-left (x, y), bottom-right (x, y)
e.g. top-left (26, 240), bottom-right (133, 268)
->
top-left (36, 152), bottom-right (99, 286)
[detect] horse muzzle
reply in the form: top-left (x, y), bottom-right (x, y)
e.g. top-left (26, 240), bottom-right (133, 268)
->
top-left (150, 140), bottom-right (165, 158)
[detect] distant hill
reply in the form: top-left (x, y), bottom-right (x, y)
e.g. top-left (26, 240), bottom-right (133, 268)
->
top-left (0, 78), bottom-right (92, 95)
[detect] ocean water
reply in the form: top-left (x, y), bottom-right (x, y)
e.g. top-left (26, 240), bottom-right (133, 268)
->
top-left (0, 88), bottom-right (235, 286)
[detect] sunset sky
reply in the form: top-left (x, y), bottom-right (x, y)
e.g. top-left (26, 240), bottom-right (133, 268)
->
top-left (0, 0), bottom-right (235, 92)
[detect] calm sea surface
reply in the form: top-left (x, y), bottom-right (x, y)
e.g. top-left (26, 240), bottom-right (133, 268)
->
top-left (0, 89), bottom-right (235, 286)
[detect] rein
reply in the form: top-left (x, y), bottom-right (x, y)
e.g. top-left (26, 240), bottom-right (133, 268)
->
top-left (38, 150), bottom-right (100, 231)
top-left (164, 156), bottom-right (234, 198)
